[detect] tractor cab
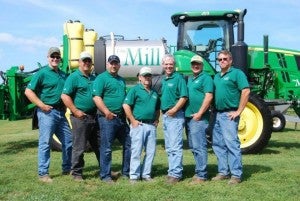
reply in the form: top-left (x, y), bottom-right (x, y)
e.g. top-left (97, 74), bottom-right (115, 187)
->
top-left (171, 9), bottom-right (248, 76)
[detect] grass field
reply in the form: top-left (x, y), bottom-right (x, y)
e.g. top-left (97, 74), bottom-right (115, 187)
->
top-left (0, 118), bottom-right (299, 201)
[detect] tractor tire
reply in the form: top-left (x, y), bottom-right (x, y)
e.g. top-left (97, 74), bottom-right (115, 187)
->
top-left (271, 110), bottom-right (286, 132)
top-left (51, 135), bottom-right (93, 152)
top-left (238, 93), bottom-right (272, 154)
top-left (51, 134), bottom-right (62, 152)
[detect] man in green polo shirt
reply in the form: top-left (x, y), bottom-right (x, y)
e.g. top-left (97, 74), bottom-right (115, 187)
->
top-left (160, 54), bottom-right (188, 184)
top-left (123, 67), bottom-right (160, 183)
top-left (185, 55), bottom-right (214, 184)
top-left (212, 50), bottom-right (250, 185)
top-left (25, 47), bottom-right (72, 183)
top-left (61, 51), bottom-right (100, 181)
top-left (92, 55), bottom-right (131, 183)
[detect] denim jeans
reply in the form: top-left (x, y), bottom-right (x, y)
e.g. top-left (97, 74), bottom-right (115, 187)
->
top-left (162, 109), bottom-right (185, 179)
top-left (97, 115), bottom-right (131, 181)
top-left (185, 118), bottom-right (208, 180)
top-left (129, 123), bottom-right (156, 180)
top-left (212, 112), bottom-right (242, 178)
top-left (70, 115), bottom-right (100, 176)
top-left (37, 108), bottom-right (72, 176)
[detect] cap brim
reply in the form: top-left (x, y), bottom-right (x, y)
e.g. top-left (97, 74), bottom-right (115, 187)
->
top-left (141, 73), bottom-right (152, 76)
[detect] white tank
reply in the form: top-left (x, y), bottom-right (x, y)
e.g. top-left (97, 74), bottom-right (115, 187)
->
top-left (94, 33), bottom-right (168, 78)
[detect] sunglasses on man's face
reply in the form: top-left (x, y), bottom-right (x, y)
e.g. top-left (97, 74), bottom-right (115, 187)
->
top-left (82, 58), bottom-right (92, 63)
top-left (218, 57), bottom-right (228, 62)
top-left (50, 55), bottom-right (61, 59)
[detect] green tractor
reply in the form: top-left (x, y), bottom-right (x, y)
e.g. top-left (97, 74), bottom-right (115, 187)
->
top-left (170, 9), bottom-right (300, 153)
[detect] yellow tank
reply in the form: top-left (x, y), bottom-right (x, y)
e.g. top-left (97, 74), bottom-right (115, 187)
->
top-left (83, 29), bottom-right (98, 63)
top-left (63, 20), bottom-right (84, 69)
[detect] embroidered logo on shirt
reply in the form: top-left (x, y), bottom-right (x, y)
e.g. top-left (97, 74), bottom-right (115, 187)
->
top-left (223, 76), bottom-right (229, 81)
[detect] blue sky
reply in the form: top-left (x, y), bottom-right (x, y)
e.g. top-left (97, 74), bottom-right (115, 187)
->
top-left (0, 0), bottom-right (299, 72)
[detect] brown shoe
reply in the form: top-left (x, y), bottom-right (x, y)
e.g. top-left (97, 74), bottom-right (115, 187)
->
top-left (39, 175), bottom-right (53, 183)
top-left (190, 176), bottom-right (206, 184)
top-left (228, 177), bottom-right (241, 185)
top-left (166, 176), bottom-right (180, 184)
top-left (73, 175), bottom-right (84, 181)
top-left (211, 174), bottom-right (230, 181)
top-left (111, 171), bottom-right (121, 180)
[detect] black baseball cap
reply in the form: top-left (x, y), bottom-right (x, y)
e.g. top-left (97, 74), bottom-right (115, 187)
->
top-left (108, 55), bottom-right (120, 63)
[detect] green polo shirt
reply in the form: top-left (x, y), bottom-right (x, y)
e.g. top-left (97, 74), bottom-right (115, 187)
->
top-left (62, 69), bottom-right (96, 113)
top-left (214, 67), bottom-right (249, 111)
top-left (124, 83), bottom-right (160, 121)
top-left (26, 65), bottom-right (67, 105)
top-left (185, 72), bottom-right (214, 121)
top-left (92, 71), bottom-right (126, 114)
top-left (160, 71), bottom-right (188, 110)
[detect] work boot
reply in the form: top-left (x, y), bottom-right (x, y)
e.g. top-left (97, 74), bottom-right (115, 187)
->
top-left (228, 177), bottom-right (241, 185)
top-left (166, 176), bottom-right (180, 184)
top-left (211, 173), bottom-right (230, 181)
top-left (39, 175), bottom-right (53, 183)
top-left (190, 175), bottom-right (206, 184)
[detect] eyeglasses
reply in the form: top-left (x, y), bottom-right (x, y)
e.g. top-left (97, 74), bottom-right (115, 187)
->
top-left (50, 55), bottom-right (61, 59)
top-left (82, 58), bottom-right (92, 63)
top-left (218, 57), bottom-right (228, 62)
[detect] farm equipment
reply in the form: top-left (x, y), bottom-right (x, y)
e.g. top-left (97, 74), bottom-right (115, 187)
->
top-left (0, 20), bottom-right (168, 150)
top-left (170, 9), bottom-right (300, 153)
top-left (1, 9), bottom-right (299, 154)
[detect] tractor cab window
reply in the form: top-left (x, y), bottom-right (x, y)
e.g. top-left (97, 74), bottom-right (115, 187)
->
top-left (179, 20), bottom-right (230, 69)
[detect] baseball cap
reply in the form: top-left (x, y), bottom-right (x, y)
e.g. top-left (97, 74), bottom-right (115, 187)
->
top-left (139, 67), bottom-right (152, 76)
top-left (190, 55), bottom-right (203, 64)
top-left (108, 55), bottom-right (120, 63)
top-left (79, 51), bottom-right (92, 60)
top-left (48, 47), bottom-right (60, 56)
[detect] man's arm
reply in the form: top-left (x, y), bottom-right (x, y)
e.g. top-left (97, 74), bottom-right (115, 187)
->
top-left (167, 97), bottom-right (187, 117)
top-left (25, 88), bottom-right (52, 112)
top-left (93, 96), bottom-right (115, 120)
top-left (192, 93), bottom-right (213, 120)
top-left (123, 103), bottom-right (139, 127)
top-left (61, 94), bottom-right (85, 118)
top-left (229, 88), bottom-right (250, 120)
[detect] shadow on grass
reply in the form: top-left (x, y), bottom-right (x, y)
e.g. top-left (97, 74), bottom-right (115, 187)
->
top-left (257, 140), bottom-right (300, 154)
top-left (0, 139), bottom-right (37, 155)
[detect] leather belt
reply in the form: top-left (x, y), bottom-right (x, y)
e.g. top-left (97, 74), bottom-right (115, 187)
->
top-left (137, 119), bottom-right (155, 124)
top-left (216, 108), bottom-right (238, 113)
top-left (51, 104), bottom-right (65, 111)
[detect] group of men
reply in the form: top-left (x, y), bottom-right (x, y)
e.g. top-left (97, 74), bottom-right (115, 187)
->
top-left (25, 46), bottom-right (249, 185)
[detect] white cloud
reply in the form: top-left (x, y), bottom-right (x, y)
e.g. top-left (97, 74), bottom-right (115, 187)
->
top-left (0, 32), bottom-right (60, 48)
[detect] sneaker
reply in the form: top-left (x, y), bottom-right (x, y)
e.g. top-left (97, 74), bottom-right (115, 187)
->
top-left (73, 175), bottom-right (84, 181)
top-left (39, 175), bottom-right (53, 183)
top-left (166, 176), bottom-right (180, 184)
top-left (142, 177), bottom-right (154, 182)
top-left (228, 177), bottom-right (241, 185)
top-left (102, 178), bottom-right (115, 184)
top-left (129, 179), bottom-right (139, 184)
top-left (190, 176), bottom-right (206, 184)
top-left (62, 171), bottom-right (71, 176)
top-left (211, 174), bottom-right (230, 181)
top-left (111, 171), bottom-right (121, 180)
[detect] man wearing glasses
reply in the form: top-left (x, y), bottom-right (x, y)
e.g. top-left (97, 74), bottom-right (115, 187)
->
top-left (61, 51), bottom-right (100, 181)
top-left (211, 50), bottom-right (250, 185)
top-left (25, 47), bottom-right (72, 183)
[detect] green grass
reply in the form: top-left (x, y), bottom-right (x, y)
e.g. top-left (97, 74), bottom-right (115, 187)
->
top-left (0, 119), bottom-right (299, 201)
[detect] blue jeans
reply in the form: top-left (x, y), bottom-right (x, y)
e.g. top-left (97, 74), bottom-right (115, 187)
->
top-left (97, 115), bottom-right (131, 181)
top-left (129, 123), bottom-right (156, 180)
top-left (37, 108), bottom-right (72, 176)
top-left (212, 112), bottom-right (242, 178)
top-left (185, 118), bottom-right (208, 180)
top-left (162, 109), bottom-right (185, 179)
